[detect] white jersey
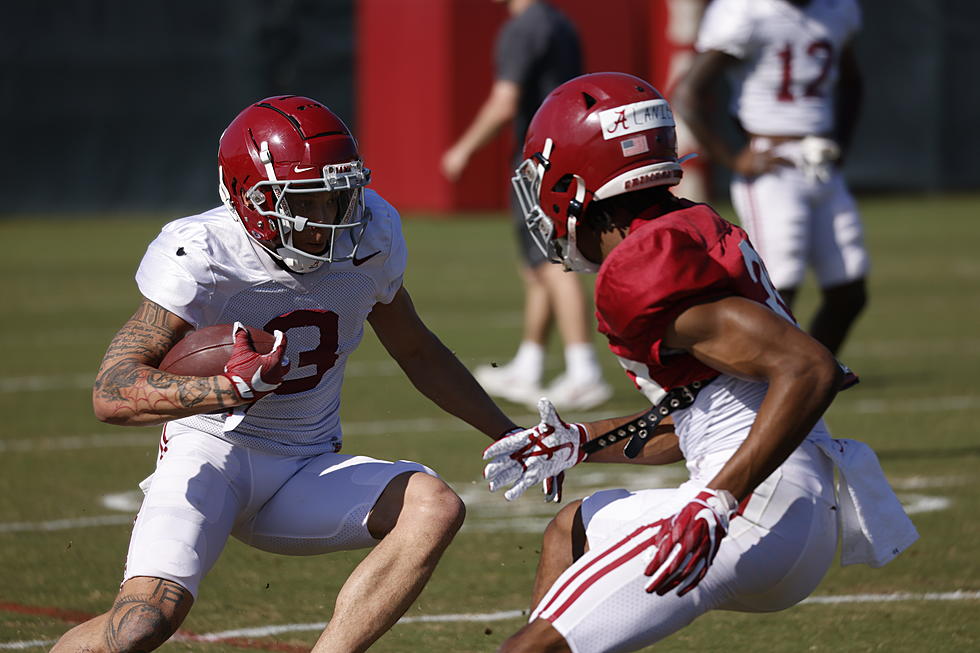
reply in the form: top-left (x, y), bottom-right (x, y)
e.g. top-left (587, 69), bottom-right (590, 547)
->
top-left (695, 0), bottom-right (861, 136)
top-left (135, 189), bottom-right (407, 456)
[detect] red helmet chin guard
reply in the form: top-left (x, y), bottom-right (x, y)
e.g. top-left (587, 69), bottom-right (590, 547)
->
top-left (218, 95), bottom-right (371, 273)
top-left (512, 72), bottom-right (686, 272)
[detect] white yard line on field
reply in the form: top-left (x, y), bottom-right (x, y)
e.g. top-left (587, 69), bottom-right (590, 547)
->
top-left (1, 476), bottom-right (955, 536)
top-left (0, 514), bottom-right (133, 533)
top-left (798, 590), bottom-right (980, 604)
top-left (850, 395), bottom-right (980, 414)
top-left (0, 640), bottom-right (52, 651)
top-left (2, 389), bottom-right (979, 454)
top-left (0, 433), bottom-right (152, 453)
top-left (2, 593), bottom-right (979, 649)
top-left (191, 610), bottom-right (529, 642)
top-left (0, 373), bottom-right (94, 393)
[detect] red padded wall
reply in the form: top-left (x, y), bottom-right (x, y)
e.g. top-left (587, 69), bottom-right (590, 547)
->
top-left (358, 0), bottom-right (666, 213)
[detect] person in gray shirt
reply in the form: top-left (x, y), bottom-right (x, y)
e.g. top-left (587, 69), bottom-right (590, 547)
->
top-left (442, 0), bottom-right (612, 413)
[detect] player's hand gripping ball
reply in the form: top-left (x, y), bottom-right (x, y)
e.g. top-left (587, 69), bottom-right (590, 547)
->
top-left (159, 322), bottom-right (290, 401)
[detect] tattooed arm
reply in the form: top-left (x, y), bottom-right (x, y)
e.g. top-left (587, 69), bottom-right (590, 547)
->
top-left (92, 299), bottom-right (244, 426)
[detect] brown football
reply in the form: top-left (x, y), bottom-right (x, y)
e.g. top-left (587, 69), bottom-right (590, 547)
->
top-left (159, 324), bottom-right (276, 376)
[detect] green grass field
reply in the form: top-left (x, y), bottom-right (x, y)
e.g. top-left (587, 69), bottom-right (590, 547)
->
top-left (1, 193), bottom-right (978, 651)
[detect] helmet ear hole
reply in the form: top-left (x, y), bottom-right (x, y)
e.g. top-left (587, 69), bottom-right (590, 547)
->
top-left (552, 174), bottom-right (574, 194)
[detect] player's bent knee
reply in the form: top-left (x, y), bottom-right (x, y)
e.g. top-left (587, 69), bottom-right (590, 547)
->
top-left (369, 472), bottom-right (465, 540)
top-left (404, 473), bottom-right (466, 534)
top-left (549, 500), bottom-right (582, 537)
top-left (542, 500), bottom-right (585, 559)
top-left (102, 577), bottom-right (193, 651)
top-left (102, 609), bottom-right (176, 652)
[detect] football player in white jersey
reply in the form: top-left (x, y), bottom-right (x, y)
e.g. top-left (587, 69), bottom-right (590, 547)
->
top-left (50, 96), bottom-right (523, 653)
top-left (674, 0), bottom-right (868, 356)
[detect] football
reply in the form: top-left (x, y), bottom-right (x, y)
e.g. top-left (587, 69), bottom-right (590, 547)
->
top-left (159, 324), bottom-right (276, 376)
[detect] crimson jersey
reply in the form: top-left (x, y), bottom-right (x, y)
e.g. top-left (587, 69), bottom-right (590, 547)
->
top-left (596, 200), bottom-right (792, 404)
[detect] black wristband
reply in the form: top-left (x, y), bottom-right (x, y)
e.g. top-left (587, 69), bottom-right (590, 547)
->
top-left (582, 377), bottom-right (715, 459)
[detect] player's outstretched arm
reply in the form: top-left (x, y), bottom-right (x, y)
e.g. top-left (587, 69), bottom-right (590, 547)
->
top-left (666, 295), bottom-right (842, 500)
top-left (579, 413), bottom-right (682, 466)
top-left (368, 285), bottom-right (518, 439)
top-left (441, 80), bottom-right (519, 181)
top-left (483, 402), bottom-right (683, 502)
top-left (92, 299), bottom-right (244, 426)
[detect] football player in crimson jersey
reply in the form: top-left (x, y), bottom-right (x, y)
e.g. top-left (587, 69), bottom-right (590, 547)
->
top-left (674, 0), bottom-right (868, 357)
top-left (483, 73), bottom-right (914, 653)
top-left (51, 96), bottom-right (523, 653)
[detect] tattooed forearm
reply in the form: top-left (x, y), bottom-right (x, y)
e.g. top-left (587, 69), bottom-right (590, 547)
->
top-left (93, 300), bottom-right (244, 424)
top-left (210, 376), bottom-right (239, 408)
top-left (95, 358), bottom-right (146, 402)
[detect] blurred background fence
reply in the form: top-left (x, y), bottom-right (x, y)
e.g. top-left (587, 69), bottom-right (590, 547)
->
top-left (1, 0), bottom-right (977, 214)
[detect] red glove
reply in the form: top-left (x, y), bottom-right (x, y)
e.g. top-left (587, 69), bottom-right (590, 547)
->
top-left (643, 488), bottom-right (739, 597)
top-left (222, 322), bottom-right (290, 401)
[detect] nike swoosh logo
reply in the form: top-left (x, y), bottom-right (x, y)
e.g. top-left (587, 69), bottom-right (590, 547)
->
top-left (293, 165), bottom-right (316, 173)
top-left (352, 250), bottom-right (381, 266)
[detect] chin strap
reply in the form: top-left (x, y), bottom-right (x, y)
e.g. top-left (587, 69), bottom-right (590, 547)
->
top-left (582, 377), bottom-right (716, 458)
top-left (561, 175), bottom-right (600, 273)
top-left (277, 249), bottom-right (324, 273)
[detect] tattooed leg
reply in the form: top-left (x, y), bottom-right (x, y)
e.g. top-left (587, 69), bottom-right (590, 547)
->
top-left (50, 577), bottom-right (193, 653)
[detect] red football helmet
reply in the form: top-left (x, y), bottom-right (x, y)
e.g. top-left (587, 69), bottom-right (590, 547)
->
top-left (218, 95), bottom-right (371, 273)
top-left (512, 73), bottom-right (688, 272)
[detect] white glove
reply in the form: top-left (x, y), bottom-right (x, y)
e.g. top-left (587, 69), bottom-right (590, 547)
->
top-left (483, 398), bottom-right (587, 501)
top-left (800, 135), bottom-right (840, 183)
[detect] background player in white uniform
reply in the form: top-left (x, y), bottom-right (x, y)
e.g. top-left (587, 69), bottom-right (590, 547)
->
top-left (51, 96), bottom-right (521, 653)
top-left (482, 73), bottom-right (915, 653)
top-left (674, 0), bottom-right (868, 356)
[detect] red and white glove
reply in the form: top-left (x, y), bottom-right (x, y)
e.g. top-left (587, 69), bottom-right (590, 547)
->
top-left (643, 487), bottom-right (739, 597)
top-left (482, 398), bottom-right (587, 502)
top-left (222, 322), bottom-right (290, 401)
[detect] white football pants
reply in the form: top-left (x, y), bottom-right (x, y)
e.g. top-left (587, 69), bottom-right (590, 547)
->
top-left (731, 138), bottom-right (869, 290)
top-left (531, 439), bottom-right (838, 653)
top-left (124, 423), bottom-right (436, 598)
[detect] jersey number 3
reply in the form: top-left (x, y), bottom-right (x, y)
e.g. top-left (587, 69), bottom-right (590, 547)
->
top-left (265, 309), bottom-right (340, 395)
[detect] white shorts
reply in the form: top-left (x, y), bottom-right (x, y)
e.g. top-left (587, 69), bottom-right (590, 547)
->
top-left (731, 139), bottom-right (869, 290)
top-left (531, 441), bottom-right (838, 653)
top-left (124, 423), bottom-right (436, 598)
